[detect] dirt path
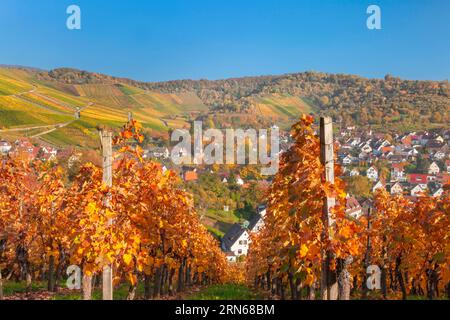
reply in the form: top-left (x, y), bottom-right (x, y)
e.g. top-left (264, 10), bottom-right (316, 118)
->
top-left (0, 124), bottom-right (60, 132)
top-left (0, 100), bottom-right (93, 138)
top-left (29, 102), bottom-right (93, 138)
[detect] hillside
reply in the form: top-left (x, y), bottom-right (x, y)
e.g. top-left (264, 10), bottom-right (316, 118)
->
top-left (34, 67), bottom-right (450, 130)
top-left (0, 67), bottom-right (209, 148)
top-left (0, 66), bottom-right (448, 149)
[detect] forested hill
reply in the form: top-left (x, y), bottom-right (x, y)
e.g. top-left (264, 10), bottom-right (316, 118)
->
top-left (0, 65), bottom-right (448, 149)
top-left (38, 68), bottom-right (449, 130)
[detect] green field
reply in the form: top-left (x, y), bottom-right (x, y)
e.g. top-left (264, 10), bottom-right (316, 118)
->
top-left (187, 284), bottom-right (262, 300)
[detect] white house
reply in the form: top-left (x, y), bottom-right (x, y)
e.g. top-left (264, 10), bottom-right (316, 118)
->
top-left (348, 137), bottom-right (361, 147)
top-left (372, 180), bottom-right (385, 192)
top-left (428, 162), bottom-right (440, 175)
top-left (360, 143), bottom-right (373, 154)
top-left (378, 140), bottom-right (391, 150)
top-left (366, 166), bottom-right (379, 181)
top-left (390, 182), bottom-right (404, 195)
top-left (349, 168), bottom-right (360, 177)
top-left (428, 182), bottom-right (444, 198)
top-left (221, 206), bottom-right (266, 262)
top-left (391, 164), bottom-right (405, 182)
top-left (359, 152), bottom-right (369, 160)
top-left (342, 155), bottom-right (354, 165)
top-left (235, 175), bottom-right (245, 186)
top-left (434, 150), bottom-right (446, 161)
top-left (401, 148), bottom-right (419, 158)
top-left (0, 141), bottom-right (12, 154)
top-left (41, 146), bottom-right (58, 156)
top-left (410, 184), bottom-right (427, 197)
top-left (248, 206), bottom-right (266, 233)
top-left (221, 225), bottom-right (250, 259)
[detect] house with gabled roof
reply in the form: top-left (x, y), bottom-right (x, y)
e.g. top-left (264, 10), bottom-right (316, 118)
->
top-left (391, 163), bottom-right (406, 182)
top-left (400, 135), bottom-right (413, 147)
top-left (0, 140), bottom-right (12, 154)
top-left (342, 155), bottom-right (354, 165)
top-left (360, 143), bottom-right (373, 154)
top-left (372, 180), bottom-right (385, 193)
top-left (390, 182), bottom-right (404, 195)
top-left (221, 224), bottom-right (249, 261)
top-left (221, 205), bottom-right (266, 262)
top-left (428, 162), bottom-right (440, 175)
top-left (426, 140), bottom-right (444, 152)
top-left (366, 166), bottom-right (379, 181)
top-left (433, 150), bottom-right (446, 161)
top-left (345, 196), bottom-right (363, 219)
top-left (428, 182), bottom-right (443, 198)
top-left (410, 184), bottom-right (427, 197)
top-left (387, 154), bottom-right (405, 164)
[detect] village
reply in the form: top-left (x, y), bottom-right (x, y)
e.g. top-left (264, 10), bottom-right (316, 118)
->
top-left (1, 126), bottom-right (449, 263)
top-left (337, 127), bottom-right (450, 198)
top-left (213, 126), bottom-right (450, 262)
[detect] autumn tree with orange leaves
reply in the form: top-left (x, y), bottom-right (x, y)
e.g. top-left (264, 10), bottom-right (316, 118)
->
top-left (246, 115), bottom-right (449, 300)
top-left (246, 115), bottom-right (362, 300)
top-left (0, 119), bottom-right (234, 300)
top-left (365, 189), bottom-right (450, 300)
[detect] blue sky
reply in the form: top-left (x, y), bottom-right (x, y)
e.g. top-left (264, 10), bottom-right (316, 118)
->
top-left (0, 0), bottom-right (448, 82)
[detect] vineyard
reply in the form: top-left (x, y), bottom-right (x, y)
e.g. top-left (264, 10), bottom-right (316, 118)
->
top-left (0, 120), bottom-right (239, 300)
top-left (0, 116), bottom-right (449, 301)
top-left (246, 115), bottom-right (450, 300)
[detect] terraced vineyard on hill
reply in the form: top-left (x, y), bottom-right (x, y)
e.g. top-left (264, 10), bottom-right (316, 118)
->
top-left (0, 66), bottom-right (448, 148)
top-left (0, 67), bottom-right (210, 147)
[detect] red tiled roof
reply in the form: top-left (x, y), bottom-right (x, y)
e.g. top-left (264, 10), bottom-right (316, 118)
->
top-left (346, 197), bottom-right (361, 210)
top-left (408, 174), bottom-right (430, 184)
top-left (381, 146), bottom-right (394, 153)
top-left (184, 171), bottom-right (198, 182)
top-left (401, 136), bottom-right (412, 145)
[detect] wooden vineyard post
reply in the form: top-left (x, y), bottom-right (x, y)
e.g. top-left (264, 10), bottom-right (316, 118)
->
top-left (100, 130), bottom-right (113, 300)
top-left (363, 207), bottom-right (372, 298)
top-left (0, 264), bottom-right (3, 300)
top-left (320, 117), bottom-right (338, 300)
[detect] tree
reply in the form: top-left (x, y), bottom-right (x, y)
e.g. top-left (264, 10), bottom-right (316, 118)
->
top-left (343, 176), bottom-right (372, 198)
top-left (246, 115), bottom-right (361, 300)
